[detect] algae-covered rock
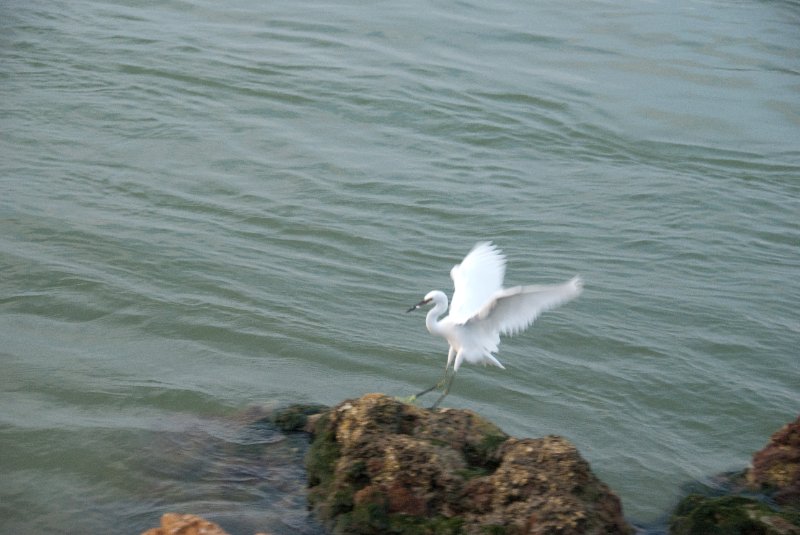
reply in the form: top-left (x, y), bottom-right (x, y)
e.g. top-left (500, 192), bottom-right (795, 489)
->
top-left (270, 403), bottom-right (328, 433)
top-left (669, 495), bottom-right (800, 535)
top-left (748, 415), bottom-right (800, 507)
top-left (305, 393), bottom-right (632, 535)
top-left (666, 415), bottom-right (800, 535)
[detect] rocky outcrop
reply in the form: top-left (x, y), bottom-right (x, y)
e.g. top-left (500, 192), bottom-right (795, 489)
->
top-left (670, 495), bottom-right (799, 535)
top-left (305, 393), bottom-right (632, 534)
top-left (669, 415), bottom-right (800, 535)
top-left (137, 403), bottom-right (799, 535)
top-left (747, 415), bottom-right (800, 506)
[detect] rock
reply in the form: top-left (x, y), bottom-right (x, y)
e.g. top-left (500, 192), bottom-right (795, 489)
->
top-left (141, 513), bottom-right (231, 535)
top-left (747, 415), bottom-right (800, 506)
top-left (669, 495), bottom-right (800, 535)
top-left (305, 393), bottom-right (632, 534)
top-left (140, 512), bottom-right (277, 535)
top-left (271, 403), bottom-right (329, 433)
top-left (667, 415), bottom-right (800, 535)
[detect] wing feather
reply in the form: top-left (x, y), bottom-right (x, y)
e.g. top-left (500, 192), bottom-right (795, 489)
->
top-left (449, 242), bottom-right (506, 323)
top-left (466, 276), bottom-right (583, 335)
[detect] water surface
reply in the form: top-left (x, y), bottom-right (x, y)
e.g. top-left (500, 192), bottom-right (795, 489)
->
top-left (1, 0), bottom-right (799, 532)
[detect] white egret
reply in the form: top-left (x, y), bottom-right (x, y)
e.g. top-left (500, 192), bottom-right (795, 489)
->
top-left (407, 241), bottom-right (583, 409)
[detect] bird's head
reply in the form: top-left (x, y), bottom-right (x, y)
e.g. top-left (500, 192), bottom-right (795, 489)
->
top-left (406, 290), bottom-right (444, 313)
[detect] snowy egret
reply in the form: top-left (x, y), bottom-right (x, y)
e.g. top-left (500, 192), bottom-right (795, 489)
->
top-left (407, 241), bottom-right (583, 409)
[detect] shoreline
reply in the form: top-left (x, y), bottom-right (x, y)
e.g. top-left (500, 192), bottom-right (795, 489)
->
top-left (140, 396), bottom-right (799, 535)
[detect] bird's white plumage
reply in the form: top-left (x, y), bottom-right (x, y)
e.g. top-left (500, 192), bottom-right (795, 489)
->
top-left (411, 242), bottom-right (583, 374)
top-left (448, 241), bottom-right (506, 323)
top-left (469, 277), bottom-right (584, 336)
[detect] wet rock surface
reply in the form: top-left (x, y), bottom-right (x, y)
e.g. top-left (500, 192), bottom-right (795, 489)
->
top-left (747, 415), bottom-right (800, 506)
top-left (137, 404), bottom-right (326, 535)
top-left (305, 393), bottom-right (632, 534)
top-left (669, 495), bottom-right (799, 535)
top-left (668, 415), bottom-right (800, 535)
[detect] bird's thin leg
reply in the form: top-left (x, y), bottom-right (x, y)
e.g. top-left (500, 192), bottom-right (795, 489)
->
top-left (430, 371), bottom-right (456, 410)
top-left (414, 383), bottom-right (438, 399)
top-left (414, 364), bottom-right (450, 399)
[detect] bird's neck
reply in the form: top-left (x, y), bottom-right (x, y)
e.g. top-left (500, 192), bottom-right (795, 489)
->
top-left (425, 299), bottom-right (447, 336)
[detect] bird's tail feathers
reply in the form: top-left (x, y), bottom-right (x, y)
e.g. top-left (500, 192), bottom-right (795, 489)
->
top-left (484, 354), bottom-right (505, 369)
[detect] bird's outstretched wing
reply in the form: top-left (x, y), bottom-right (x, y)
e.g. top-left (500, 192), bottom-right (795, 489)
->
top-left (449, 242), bottom-right (506, 324)
top-left (466, 276), bottom-right (583, 335)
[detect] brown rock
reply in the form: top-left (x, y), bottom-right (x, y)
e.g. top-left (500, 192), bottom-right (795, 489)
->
top-left (747, 414), bottom-right (800, 506)
top-left (140, 513), bottom-right (277, 535)
top-left (305, 393), bottom-right (633, 534)
top-left (141, 513), bottom-right (230, 535)
top-left (479, 436), bottom-right (630, 534)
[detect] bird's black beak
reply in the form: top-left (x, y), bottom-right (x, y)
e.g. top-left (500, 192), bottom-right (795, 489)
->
top-left (406, 298), bottom-right (431, 313)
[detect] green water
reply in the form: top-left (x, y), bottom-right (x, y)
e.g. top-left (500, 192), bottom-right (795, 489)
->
top-left (1, 0), bottom-right (798, 533)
